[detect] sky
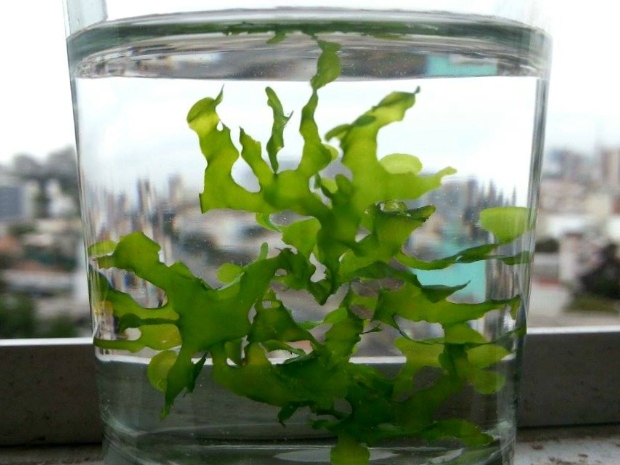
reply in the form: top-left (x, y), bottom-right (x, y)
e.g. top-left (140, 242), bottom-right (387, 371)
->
top-left (1, 2), bottom-right (74, 162)
top-left (544, 1), bottom-right (620, 152)
top-left (0, 1), bottom-right (619, 165)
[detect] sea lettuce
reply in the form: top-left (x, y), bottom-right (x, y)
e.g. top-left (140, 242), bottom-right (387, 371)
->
top-left (89, 37), bottom-right (531, 465)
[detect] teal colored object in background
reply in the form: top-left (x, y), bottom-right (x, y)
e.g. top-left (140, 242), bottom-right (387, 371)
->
top-left (426, 56), bottom-right (498, 77)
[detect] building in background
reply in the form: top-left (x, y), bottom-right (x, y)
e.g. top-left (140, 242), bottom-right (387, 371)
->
top-left (0, 149), bottom-right (89, 339)
top-left (0, 169), bottom-right (37, 223)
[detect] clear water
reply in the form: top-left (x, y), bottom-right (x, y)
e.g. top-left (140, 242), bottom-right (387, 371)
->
top-left (69, 8), bottom-right (550, 465)
top-left (97, 356), bottom-right (517, 465)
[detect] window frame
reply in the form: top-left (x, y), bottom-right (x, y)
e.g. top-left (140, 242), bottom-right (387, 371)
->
top-left (1, 327), bottom-right (619, 445)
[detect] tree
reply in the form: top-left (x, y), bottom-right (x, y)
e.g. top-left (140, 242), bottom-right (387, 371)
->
top-left (0, 293), bottom-right (37, 338)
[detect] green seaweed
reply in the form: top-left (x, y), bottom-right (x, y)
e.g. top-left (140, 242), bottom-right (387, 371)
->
top-left (88, 37), bottom-right (532, 465)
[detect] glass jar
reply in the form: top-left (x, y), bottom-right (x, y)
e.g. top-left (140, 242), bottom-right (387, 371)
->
top-left (63, 1), bottom-right (551, 464)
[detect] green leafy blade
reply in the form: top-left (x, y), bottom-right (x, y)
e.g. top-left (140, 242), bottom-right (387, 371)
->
top-left (479, 206), bottom-right (533, 244)
top-left (265, 86), bottom-right (292, 172)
